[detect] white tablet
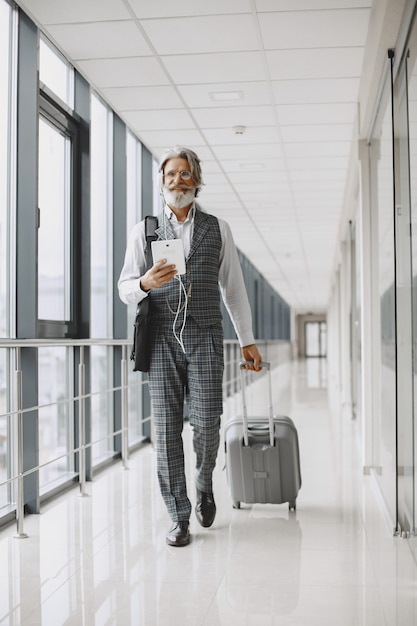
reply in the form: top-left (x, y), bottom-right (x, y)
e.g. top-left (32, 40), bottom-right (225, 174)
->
top-left (151, 239), bottom-right (186, 276)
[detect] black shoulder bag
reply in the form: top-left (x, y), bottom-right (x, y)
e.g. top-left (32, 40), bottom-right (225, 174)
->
top-left (131, 215), bottom-right (158, 372)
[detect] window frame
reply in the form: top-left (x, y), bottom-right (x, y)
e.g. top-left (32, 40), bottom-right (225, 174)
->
top-left (37, 88), bottom-right (81, 338)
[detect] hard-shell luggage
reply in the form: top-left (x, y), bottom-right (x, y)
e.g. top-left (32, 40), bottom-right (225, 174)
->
top-left (224, 361), bottom-right (301, 510)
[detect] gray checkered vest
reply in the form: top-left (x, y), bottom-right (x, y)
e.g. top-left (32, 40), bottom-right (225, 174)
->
top-left (149, 209), bottom-right (222, 326)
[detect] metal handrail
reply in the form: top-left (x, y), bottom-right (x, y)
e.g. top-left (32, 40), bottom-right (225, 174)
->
top-left (0, 337), bottom-right (287, 537)
top-left (0, 338), bottom-right (138, 537)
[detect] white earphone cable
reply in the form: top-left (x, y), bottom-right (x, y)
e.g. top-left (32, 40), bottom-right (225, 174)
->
top-left (172, 275), bottom-right (188, 353)
top-left (162, 205), bottom-right (195, 354)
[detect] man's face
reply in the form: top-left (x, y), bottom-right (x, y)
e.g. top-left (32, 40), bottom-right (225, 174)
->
top-left (162, 157), bottom-right (195, 210)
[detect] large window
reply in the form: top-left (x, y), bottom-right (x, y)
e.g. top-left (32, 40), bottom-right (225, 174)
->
top-left (38, 115), bottom-right (72, 322)
top-left (407, 11), bottom-right (417, 537)
top-left (126, 130), bottom-right (142, 232)
top-left (126, 130), bottom-right (142, 327)
top-left (394, 16), bottom-right (417, 537)
top-left (126, 131), bottom-right (144, 444)
top-left (90, 95), bottom-right (113, 464)
top-left (0, 0), bottom-right (11, 339)
top-left (90, 94), bottom-right (113, 339)
top-left (153, 157), bottom-right (163, 215)
top-left (369, 42), bottom-right (417, 534)
top-left (38, 347), bottom-right (74, 492)
top-left (39, 37), bottom-right (73, 109)
top-left (371, 66), bottom-right (397, 524)
top-left (305, 321), bottom-right (327, 357)
top-left (36, 39), bottom-right (78, 491)
top-left (0, 0), bottom-right (16, 511)
top-left (38, 41), bottom-right (78, 338)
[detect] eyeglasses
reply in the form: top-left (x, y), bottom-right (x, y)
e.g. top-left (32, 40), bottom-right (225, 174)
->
top-left (164, 170), bottom-right (192, 181)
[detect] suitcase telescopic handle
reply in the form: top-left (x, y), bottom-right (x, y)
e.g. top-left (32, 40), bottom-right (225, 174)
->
top-left (239, 361), bottom-right (275, 447)
top-left (240, 361), bottom-right (270, 370)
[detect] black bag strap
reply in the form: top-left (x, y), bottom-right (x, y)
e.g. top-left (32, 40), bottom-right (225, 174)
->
top-left (144, 215), bottom-right (158, 270)
top-left (130, 215), bottom-right (158, 368)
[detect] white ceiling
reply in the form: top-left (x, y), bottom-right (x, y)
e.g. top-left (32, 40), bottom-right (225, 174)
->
top-left (16, 0), bottom-right (379, 313)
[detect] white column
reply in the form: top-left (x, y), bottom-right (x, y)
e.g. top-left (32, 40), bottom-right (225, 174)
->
top-left (339, 240), bottom-right (353, 414)
top-left (358, 139), bottom-right (381, 472)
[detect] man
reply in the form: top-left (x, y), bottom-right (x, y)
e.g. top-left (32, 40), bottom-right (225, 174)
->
top-left (118, 146), bottom-right (262, 547)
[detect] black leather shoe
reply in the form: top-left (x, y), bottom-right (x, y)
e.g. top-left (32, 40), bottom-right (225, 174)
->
top-left (195, 489), bottom-right (216, 528)
top-left (166, 521), bottom-right (190, 547)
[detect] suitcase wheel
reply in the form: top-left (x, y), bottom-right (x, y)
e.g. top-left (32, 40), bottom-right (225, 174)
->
top-left (289, 501), bottom-right (296, 511)
top-left (232, 500), bottom-right (241, 509)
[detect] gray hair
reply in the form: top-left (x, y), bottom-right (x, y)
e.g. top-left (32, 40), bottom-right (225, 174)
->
top-left (158, 146), bottom-right (204, 197)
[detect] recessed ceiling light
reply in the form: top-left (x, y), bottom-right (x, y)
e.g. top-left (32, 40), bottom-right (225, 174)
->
top-left (209, 91), bottom-right (243, 102)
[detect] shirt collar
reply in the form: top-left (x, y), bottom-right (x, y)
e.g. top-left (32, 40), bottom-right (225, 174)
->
top-left (164, 204), bottom-right (196, 224)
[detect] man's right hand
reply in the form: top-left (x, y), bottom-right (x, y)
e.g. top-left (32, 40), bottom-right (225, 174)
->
top-left (140, 259), bottom-right (178, 292)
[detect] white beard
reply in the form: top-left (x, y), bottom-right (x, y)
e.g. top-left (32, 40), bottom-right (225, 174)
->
top-left (163, 187), bottom-right (195, 209)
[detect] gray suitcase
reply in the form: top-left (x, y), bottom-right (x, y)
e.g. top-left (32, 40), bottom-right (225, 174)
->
top-left (225, 361), bottom-right (301, 510)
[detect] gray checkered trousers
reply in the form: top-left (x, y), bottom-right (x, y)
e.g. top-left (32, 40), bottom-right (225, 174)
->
top-left (148, 210), bottom-right (224, 522)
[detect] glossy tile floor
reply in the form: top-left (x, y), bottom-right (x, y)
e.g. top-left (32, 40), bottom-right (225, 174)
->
top-left (1, 358), bottom-right (417, 625)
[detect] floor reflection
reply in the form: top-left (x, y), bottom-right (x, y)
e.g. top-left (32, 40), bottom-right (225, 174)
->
top-left (1, 357), bottom-right (417, 625)
top-left (305, 356), bottom-right (327, 388)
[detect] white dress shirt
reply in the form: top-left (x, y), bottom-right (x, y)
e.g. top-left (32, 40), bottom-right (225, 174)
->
top-left (118, 205), bottom-right (255, 347)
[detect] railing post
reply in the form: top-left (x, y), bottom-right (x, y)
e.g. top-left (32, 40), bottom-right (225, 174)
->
top-left (78, 345), bottom-right (88, 497)
top-left (121, 344), bottom-right (129, 470)
top-left (14, 346), bottom-right (28, 538)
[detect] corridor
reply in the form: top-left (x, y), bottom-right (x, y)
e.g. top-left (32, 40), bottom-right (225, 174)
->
top-left (1, 358), bottom-right (416, 625)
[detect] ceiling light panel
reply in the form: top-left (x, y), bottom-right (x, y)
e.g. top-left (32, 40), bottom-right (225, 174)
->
top-left (228, 171), bottom-right (288, 184)
top-left (192, 106), bottom-right (276, 128)
top-left (209, 91), bottom-right (243, 102)
top-left (239, 188), bottom-right (293, 199)
top-left (209, 204), bottom-right (245, 215)
top-left (287, 156), bottom-right (349, 170)
top-left (293, 196), bottom-right (343, 207)
top-left (198, 184), bottom-right (234, 196)
top-left (203, 127), bottom-right (280, 145)
top-left (258, 9), bottom-right (370, 49)
top-left (46, 21), bottom-right (152, 59)
top-left (137, 128), bottom-right (205, 147)
top-left (198, 192), bottom-right (238, 204)
top-left (284, 142), bottom-right (351, 157)
top-left (198, 161), bottom-right (223, 174)
top-left (281, 124), bottom-right (354, 142)
top-left (272, 78), bottom-right (360, 105)
top-left (101, 85), bottom-right (183, 111)
top-left (243, 194), bottom-right (294, 206)
top-left (238, 162), bottom-right (266, 171)
top-left (19, 0), bottom-right (130, 23)
top-left (233, 184), bottom-right (292, 196)
top-left (212, 144), bottom-right (283, 160)
top-left (129, 0), bottom-right (252, 19)
top-left (277, 103), bottom-right (357, 126)
top-left (222, 158), bottom-right (283, 172)
top-left (77, 57), bottom-right (169, 88)
top-left (202, 174), bottom-right (231, 187)
top-left (266, 47), bottom-right (364, 80)
top-left (122, 109), bottom-right (195, 131)
top-left (290, 170), bottom-right (346, 182)
top-left (141, 15), bottom-right (258, 55)
top-left (292, 179), bottom-right (344, 191)
top-left (178, 82), bottom-right (271, 108)
top-left (256, 1), bottom-right (372, 11)
top-left (258, 208), bottom-right (296, 217)
top-left (162, 52), bottom-right (267, 84)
